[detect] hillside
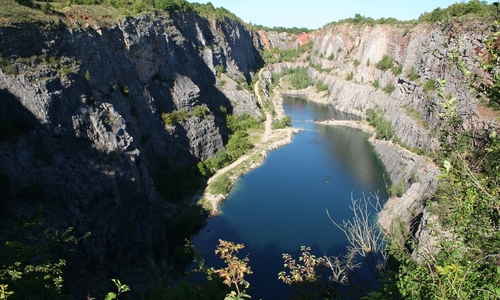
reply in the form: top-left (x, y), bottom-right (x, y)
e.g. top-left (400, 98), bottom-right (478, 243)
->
top-left (1, 0), bottom-right (500, 299)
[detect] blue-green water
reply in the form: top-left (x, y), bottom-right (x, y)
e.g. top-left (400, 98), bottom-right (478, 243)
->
top-left (191, 97), bottom-right (389, 299)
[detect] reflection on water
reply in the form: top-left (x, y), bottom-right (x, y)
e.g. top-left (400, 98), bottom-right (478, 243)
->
top-left (191, 96), bottom-right (389, 299)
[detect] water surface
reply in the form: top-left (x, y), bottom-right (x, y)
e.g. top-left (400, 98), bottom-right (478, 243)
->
top-left (191, 97), bottom-right (389, 299)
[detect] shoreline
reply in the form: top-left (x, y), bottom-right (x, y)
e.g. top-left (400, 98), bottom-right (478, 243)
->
top-left (197, 68), bottom-right (301, 216)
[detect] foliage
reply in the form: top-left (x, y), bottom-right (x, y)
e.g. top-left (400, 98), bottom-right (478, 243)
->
top-left (191, 2), bottom-right (243, 23)
top-left (391, 64), bottom-right (403, 75)
top-left (315, 82), bottom-right (329, 93)
top-left (272, 115), bottom-right (292, 129)
top-left (104, 279), bottom-right (130, 300)
top-left (407, 66), bottom-right (419, 81)
top-left (379, 66), bottom-right (500, 299)
top-left (388, 180), bottom-right (406, 197)
top-left (0, 55), bottom-right (16, 75)
top-left (261, 41), bottom-right (312, 64)
top-left (376, 55), bottom-right (395, 71)
top-left (423, 78), bottom-right (437, 92)
top-left (161, 109), bottom-right (188, 126)
top-left (0, 208), bottom-right (90, 300)
top-left (459, 19), bottom-right (500, 108)
top-left (209, 175), bottom-right (232, 195)
top-left (193, 105), bottom-right (208, 118)
top-left (154, 0), bottom-right (190, 11)
top-left (279, 246), bottom-right (325, 284)
top-left (383, 82), bottom-right (396, 94)
top-left (288, 67), bottom-right (312, 89)
top-left (418, 0), bottom-right (494, 23)
top-left (197, 113), bottom-right (260, 177)
top-left (216, 64), bottom-right (224, 78)
top-left (346, 71), bottom-right (354, 81)
top-left (366, 107), bottom-right (396, 140)
top-left (353, 59), bottom-right (361, 67)
top-left (212, 240), bottom-right (252, 299)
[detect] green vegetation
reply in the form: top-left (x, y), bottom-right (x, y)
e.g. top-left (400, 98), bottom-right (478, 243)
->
top-left (366, 107), bottom-right (396, 140)
top-left (383, 82), bottom-right (396, 94)
top-left (374, 57), bottom-right (405, 77)
top-left (419, 0), bottom-right (494, 23)
top-left (406, 66), bottom-right (419, 81)
top-left (388, 180), bottom-right (406, 197)
top-left (346, 71), bottom-right (354, 81)
top-left (198, 113), bottom-right (261, 177)
top-left (423, 78), bottom-right (437, 92)
top-left (272, 115), bottom-right (292, 129)
top-left (262, 41), bottom-right (313, 64)
top-left (193, 105), bottom-right (208, 118)
top-left (315, 82), bottom-right (329, 94)
top-left (161, 109), bottom-right (188, 126)
top-left (0, 207), bottom-right (91, 300)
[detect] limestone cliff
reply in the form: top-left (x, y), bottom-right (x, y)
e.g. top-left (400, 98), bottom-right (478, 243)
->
top-left (0, 10), bottom-right (262, 296)
top-left (261, 21), bottom-right (499, 254)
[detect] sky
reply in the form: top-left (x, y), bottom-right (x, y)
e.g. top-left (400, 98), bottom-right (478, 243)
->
top-left (197, 0), bottom-right (483, 29)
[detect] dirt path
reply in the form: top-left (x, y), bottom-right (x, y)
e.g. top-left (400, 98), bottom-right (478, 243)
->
top-left (200, 68), bottom-right (294, 215)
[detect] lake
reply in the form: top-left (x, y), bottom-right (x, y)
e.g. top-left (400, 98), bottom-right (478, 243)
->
top-left (191, 96), bottom-right (390, 299)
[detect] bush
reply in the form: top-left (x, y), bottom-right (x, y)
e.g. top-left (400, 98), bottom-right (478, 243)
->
top-left (391, 64), bottom-right (403, 75)
top-left (161, 110), bottom-right (188, 126)
top-left (407, 67), bottom-right (419, 81)
top-left (288, 67), bottom-right (312, 89)
top-left (193, 105), bottom-right (208, 118)
top-left (366, 108), bottom-right (396, 140)
top-left (14, 0), bottom-right (33, 7)
top-left (346, 72), bottom-right (354, 81)
top-left (315, 82), bottom-right (329, 93)
top-left (154, 0), bottom-right (191, 11)
top-left (383, 83), bottom-right (396, 94)
top-left (272, 115), bottom-right (292, 129)
top-left (423, 78), bottom-right (437, 92)
top-left (376, 55), bottom-right (394, 71)
top-left (389, 181), bottom-right (406, 197)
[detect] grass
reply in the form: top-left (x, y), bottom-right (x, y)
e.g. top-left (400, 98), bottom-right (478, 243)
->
top-left (0, 0), bottom-right (132, 27)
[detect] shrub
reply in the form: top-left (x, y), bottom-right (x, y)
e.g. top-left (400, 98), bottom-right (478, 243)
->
top-left (423, 78), bottom-right (437, 92)
top-left (389, 181), bottom-right (406, 197)
top-left (161, 110), bottom-right (188, 126)
top-left (391, 64), bottom-right (403, 75)
top-left (383, 83), bottom-right (396, 94)
top-left (353, 59), bottom-right (360, 67)
top-left (372, 79), bottom-right (380, 89)
top-left (193, 105), bottom-right (208, 118)
top-left (366, 108), bottom-right (396, 140)
top-left (216, 64), bottom-right (224, 78)
top-left (288, 67), bottom-right (312, 89)
top-left (154, 0), bottom-right (190, 11)
top-left (346, 72), bottom-right (354, 81)
top-left (272, 115), bottom-right (292, 129)
top-left (376, 55), bottom-right (394, 71)
top-left (14, 0), bottom-right (33, 7)
top-left (315, 82), bottom-right (329, 93)
top-left (407, 67), bottom-right (419, 81)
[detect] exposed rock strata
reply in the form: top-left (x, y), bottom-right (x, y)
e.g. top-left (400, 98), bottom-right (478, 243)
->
top-left (0, 11), bottom-right (262, 295)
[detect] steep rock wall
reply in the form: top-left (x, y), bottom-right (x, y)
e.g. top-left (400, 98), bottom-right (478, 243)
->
top-left (0, 11), bottom-right (262, 295)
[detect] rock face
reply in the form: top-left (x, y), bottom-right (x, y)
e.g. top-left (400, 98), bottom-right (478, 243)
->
top-left (264, 22), bottom-right (499, 253)
top-left (0, 11), bottom-right (262, 296)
